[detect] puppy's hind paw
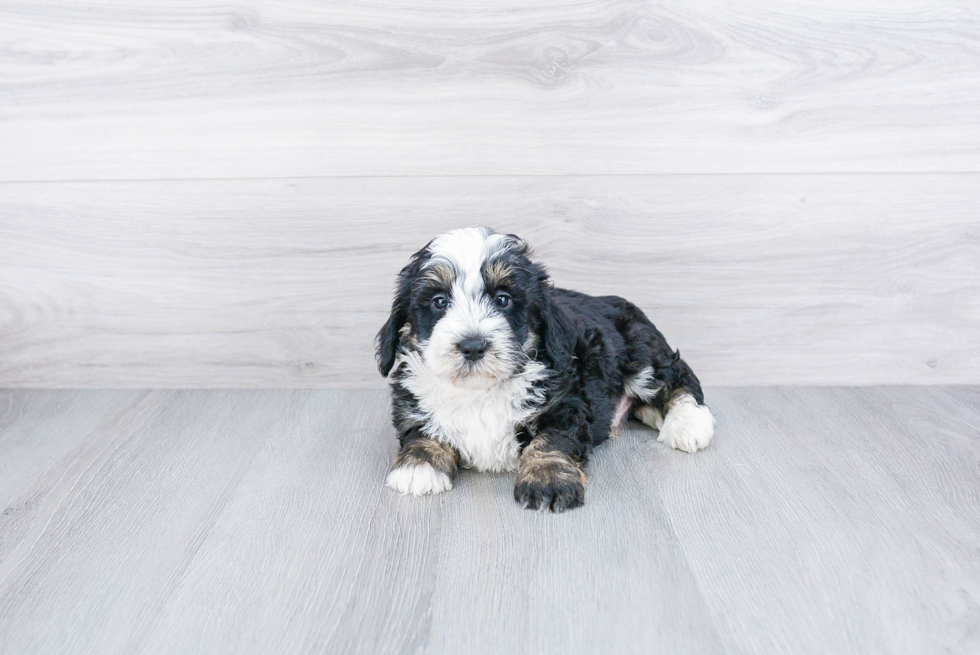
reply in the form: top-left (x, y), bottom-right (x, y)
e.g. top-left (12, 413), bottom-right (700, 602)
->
top-left (386, 463), bottom-right (453, 496)
top-left (658, 394), bottom-right (715, 453)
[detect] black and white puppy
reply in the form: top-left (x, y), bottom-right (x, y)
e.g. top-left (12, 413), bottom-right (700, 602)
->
top-left (376, 227), bottom-right (714, 512)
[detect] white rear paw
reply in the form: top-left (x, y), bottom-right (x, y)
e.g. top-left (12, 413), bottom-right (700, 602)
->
top-left (658, 394), bottom-right (715, 453)
top-left (386, 463), bottom-right (453, 496)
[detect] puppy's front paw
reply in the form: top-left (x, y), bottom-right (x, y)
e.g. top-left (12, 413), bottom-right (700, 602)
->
top-left (386, 463), bottom-right (453, 496)
top-left (514, 443), bottom-right (586, 512)
top-left (514, 477), bottom-right (584, 512)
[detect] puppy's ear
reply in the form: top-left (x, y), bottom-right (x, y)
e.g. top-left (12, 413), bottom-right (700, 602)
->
top-left (530, 266), bottom-right (576, 375)
top-left (539, 297), bottom-right (576, 375)
top-left (376, 295), bottom-right (407, 378)
top-left (376, 247), bottom-right (427, 377)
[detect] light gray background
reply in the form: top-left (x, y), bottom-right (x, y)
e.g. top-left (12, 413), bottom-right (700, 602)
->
top-left (2, 0), bottom-right (978, 388)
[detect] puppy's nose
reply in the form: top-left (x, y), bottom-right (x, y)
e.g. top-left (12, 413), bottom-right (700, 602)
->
top-left (457, 337), bottom-right (488, 362)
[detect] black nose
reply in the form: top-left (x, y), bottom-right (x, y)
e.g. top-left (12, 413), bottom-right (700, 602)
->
top-left (457, 337), bottom-right (488, 362)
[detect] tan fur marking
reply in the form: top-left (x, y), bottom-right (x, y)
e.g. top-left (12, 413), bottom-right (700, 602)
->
top-left (394, 439), bottom-right (461, 478)
top-left (516, 439), bottom-right (584, 487)
top-left (421, 263), bottom-right (456, 287)
top-left (635, 405), bottom-right (663, 430)
top-left (397, 323), bottom-right (419, 351)
top-left (635, 389), bottom-right (701, 431)
top-left (484, 259), bottom-right (514, 287)
top-left (666, 389), bottom-right (695, 409)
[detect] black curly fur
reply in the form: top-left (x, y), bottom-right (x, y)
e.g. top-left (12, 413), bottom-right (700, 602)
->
top-left (377, 229), bottom-right (706, 512)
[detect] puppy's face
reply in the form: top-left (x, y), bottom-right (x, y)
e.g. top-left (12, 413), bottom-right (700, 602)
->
top-left (378, 228), bottom-right (545, 384)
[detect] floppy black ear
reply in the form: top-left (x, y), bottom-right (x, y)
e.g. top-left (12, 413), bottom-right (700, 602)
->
top-left (376, 246), bottom-right (428, 377)
top-left (376, 296), bottom-right (407, 378)
top-left (539, 295), bottom-right (576, 375)
top-left (529, 266), bottom-right (576, 375)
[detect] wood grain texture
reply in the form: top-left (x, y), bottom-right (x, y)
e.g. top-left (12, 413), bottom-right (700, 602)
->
top-left (0, 387), bottom-right (978, 654)
top-left (0, 390), bottom-right (150, 538)
top-left (1, 175), bottom-right (977, 387)
top-left (2, 0), bottom-right (979, 180)
top-left (655, 386), bottom-right (980, 654)
top-left (0, 390), bottom-right (301, 654)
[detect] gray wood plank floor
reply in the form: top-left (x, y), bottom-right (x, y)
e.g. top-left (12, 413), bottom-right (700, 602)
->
top-left (0, 387), bottom-right (977, 654)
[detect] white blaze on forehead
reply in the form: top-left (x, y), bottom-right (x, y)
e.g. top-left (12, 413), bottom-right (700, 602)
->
top-left (425, 227), bottom-right (510, 297)
top-left (399, 227), bottom-right (539, 471)
top-left (419, 227), bottom-right (517, 380)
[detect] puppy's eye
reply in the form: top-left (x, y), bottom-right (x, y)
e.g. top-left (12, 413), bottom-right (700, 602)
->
top-left (432, 295), bottom-right (449, 311)
top-left (494, 292), bottom-right (512, 308)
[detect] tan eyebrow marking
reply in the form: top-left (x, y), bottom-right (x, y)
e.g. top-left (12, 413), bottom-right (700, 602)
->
top-left (420, 262), bottom-right (456, 287)
top-left (483, 259), bottom-right (514, 287)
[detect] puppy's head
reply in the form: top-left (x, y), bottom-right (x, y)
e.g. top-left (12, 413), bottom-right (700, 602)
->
top-left (377, 227), bottom-right (568, 384)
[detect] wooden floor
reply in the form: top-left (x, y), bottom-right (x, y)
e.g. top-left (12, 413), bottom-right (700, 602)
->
top-left (1, 387), bottom-right (978, 654)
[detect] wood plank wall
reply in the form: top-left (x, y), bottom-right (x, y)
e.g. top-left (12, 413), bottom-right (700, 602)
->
top-left (1, 1), bottom-right (978, 387)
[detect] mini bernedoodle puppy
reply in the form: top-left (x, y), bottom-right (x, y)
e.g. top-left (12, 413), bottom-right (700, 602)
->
top-left (376, 227), bottom-right (715, 512)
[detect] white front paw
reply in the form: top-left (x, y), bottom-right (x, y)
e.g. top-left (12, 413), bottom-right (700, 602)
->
top-left (658, 397), bottom-right (716, 453)
top-left (386, 463), bottom-right (453, 496)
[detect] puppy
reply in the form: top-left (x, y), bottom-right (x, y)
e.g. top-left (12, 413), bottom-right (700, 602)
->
top-left (376, 227), bottom-right (714, 512)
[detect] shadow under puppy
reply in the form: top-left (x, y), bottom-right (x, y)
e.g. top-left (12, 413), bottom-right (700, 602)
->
top-left (376, 227), bottom-right (715, 512)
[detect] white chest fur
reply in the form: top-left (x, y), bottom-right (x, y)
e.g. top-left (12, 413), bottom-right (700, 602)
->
top-left (396, 353), bottom-right (549, 472)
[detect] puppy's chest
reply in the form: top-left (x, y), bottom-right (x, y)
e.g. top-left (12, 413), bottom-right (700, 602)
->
top-left (424, 387), bottom-right (523, 472)
top-left (400, 360), bottom-right (547, 473)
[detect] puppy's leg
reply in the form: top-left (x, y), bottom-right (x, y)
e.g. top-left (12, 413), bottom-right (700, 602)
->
top-left (633, 356), bottom-right (715, 453)
top-left (514, 437), bottom-right (587, 512)
top-left (611, 298), bottom-right (715, 452)
top-left (514, 402), bottom-right (589, 513)
top-left (386, 431), bottom-right (460, 496)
